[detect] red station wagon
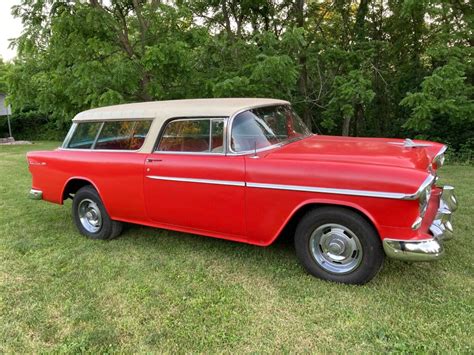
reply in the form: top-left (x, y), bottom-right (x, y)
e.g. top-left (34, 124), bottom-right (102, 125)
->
top-left (27, 98), bottom-right (458, 284)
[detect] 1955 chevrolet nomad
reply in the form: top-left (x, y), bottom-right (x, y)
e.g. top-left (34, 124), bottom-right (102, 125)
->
top-left (27, 98), bottom-right (457, 284)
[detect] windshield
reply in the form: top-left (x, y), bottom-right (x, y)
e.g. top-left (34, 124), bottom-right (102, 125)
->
top-left (231, 105), bottom-right (311, 152)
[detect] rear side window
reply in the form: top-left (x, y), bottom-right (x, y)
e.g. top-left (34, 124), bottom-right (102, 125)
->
top-left (67, 122), bottom-right (101, 149)
top-left (66, 120), bottom-right (152, 150)
top-left (95, 120), bottom-right (152, 150)
top-left (157, 118), bottom-right (224, 153)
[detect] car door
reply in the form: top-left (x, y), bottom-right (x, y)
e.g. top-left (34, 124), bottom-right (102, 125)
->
top-left (143, 117), bottom-right (246, 238)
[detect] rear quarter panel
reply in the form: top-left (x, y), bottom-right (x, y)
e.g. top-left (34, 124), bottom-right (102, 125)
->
top-left (27, 149), bottom-right (147, 221)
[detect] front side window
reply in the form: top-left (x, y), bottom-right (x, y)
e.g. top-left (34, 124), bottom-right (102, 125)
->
top-left (66, 120), bottom-right (152, 150)
top-left (231, 105), bottom-right (311, 152)
top-left (157, 118), bottom-right (224, 153)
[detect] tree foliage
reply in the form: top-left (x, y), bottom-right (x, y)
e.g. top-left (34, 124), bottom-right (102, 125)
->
top-left (1, 0), bottom-right (472, 154)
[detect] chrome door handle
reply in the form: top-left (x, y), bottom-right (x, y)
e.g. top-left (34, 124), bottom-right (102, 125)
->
top-left (146, 158), bottom-right (162, 163)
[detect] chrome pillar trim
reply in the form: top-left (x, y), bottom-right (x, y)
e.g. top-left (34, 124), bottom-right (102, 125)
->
top-left (383, 238), bottom-right (444, 261)
top-left (146, 175), bottom-right (245, 187)
top-left (28, 189), bottom-right (43, 200)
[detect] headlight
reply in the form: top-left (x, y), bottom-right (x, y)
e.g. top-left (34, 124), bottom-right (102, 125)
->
top-left (419, 185), bottom-right (431, 217)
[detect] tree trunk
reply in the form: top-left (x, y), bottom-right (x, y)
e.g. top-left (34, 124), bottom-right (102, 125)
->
top-left (342, 115), bottom-right (351, 136)
top-left (294, 0), bottom-right (312, 129)
top-left (221, 0), bottom-right (234, 40)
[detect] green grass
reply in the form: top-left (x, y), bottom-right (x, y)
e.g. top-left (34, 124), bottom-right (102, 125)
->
top-left (1, 142), bottom-right (473, 352)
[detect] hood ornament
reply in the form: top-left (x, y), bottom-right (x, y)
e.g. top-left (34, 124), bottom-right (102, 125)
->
top-left (388, 138), bottom-right (432, 148)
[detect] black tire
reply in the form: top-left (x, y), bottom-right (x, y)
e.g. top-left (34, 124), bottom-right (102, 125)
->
top-left (72, 185), bottom-right (123, 240)
top-left (294, 207), bottom-right (384, 284)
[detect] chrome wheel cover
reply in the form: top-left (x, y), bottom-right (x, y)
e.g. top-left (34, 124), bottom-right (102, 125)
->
top-left (309, 223), bottom-right (363, 274)
top-left (78, 199), bottom-right (102, 233)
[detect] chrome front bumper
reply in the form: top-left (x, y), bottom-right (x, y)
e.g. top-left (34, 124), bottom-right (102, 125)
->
top-left (383, 185), bottom-right (458, 261)
top-left (28, 189), bottom-right (43, 200)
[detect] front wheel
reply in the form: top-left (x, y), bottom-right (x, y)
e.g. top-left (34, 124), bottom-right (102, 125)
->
top-left (72, 185), bottom-right (123, 240)
top-left (294, 207), bottom-right (384, 284)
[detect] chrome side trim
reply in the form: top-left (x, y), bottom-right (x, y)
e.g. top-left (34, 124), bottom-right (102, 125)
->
top-left (146, 175), bottom-right (245, 187)
top-left (247, 182), bottom-right (409, 199)
top-left (28, 189), bottom-right (43, 200)
top-left (145, 176), bottom-right (433, 200)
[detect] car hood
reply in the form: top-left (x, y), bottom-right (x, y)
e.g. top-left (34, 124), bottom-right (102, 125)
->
top-left (265, 135), bottom-right (443, 170)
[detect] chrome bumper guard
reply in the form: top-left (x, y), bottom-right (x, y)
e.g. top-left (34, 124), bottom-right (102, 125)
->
top-left (28, 189), bottom-right (43, 200)
top-left (383, 185), bottom-right (458, 261)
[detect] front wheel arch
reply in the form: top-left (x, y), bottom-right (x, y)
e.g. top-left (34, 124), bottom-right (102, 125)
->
top-left (273, 201), bottom-right (381, 246)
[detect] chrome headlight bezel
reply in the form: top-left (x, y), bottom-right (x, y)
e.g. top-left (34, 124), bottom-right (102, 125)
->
top-left (433, 145), bottom-right (447, 169)
top-left (418, 185), bottom-right (431, 217)
top-left (434, 153), bottom-right (445, 168)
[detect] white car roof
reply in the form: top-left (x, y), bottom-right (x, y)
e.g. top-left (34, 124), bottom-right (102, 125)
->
top-left (73, 98), bottom-right (289, 122)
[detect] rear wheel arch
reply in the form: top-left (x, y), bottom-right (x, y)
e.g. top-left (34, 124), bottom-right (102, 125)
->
top-left (62, 178), bottom-right (100, 202)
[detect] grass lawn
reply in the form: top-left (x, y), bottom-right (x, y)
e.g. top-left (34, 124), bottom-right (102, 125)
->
top-left (1, 141), bottom-right (473, 352)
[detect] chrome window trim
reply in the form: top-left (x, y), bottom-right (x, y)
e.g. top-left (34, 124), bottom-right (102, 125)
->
top-left (226, 104), bottom-right (312, 155)
top-left (62, 123), bottom-right (77, 148)
top-left (153, 151), bottom-right (226, 156)
top-left (61, 119), bottom-right (154, 152)
top-left (72, 117), bottom-right (155, 123)
top-left (58, 148), bottom-right (148, 153)
top-left (146, 175), bottom-right (245, 187)
top-left (155, 116), bottom-right (227, 155)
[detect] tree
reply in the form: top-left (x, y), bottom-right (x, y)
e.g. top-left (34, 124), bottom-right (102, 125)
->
top-left (0, 58), bottom-right (9, 94)
top-left (3, 0), bottom-right (472, 158)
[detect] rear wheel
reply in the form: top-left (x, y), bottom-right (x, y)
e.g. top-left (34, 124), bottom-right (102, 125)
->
top-left (72, 185), bottom-right (123, 240)
top-left (294, 207), bottom-right (384, 284)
